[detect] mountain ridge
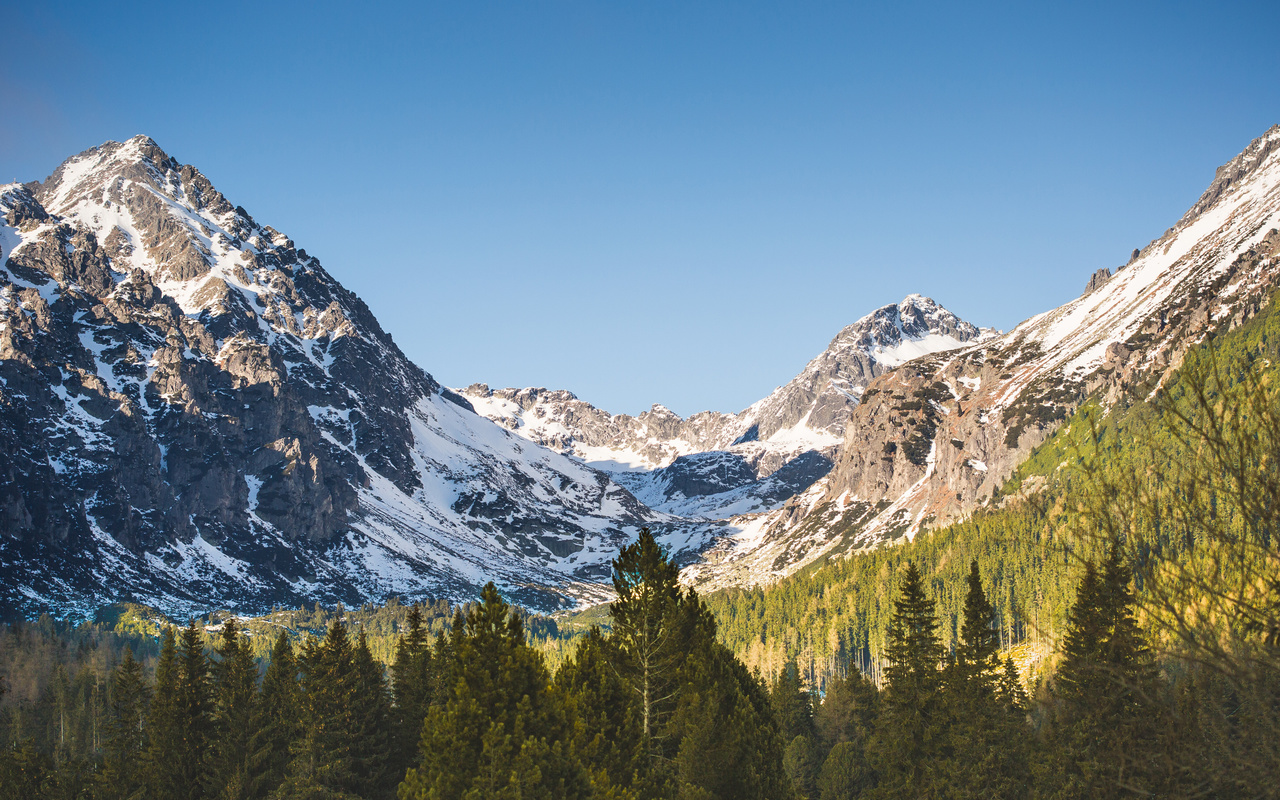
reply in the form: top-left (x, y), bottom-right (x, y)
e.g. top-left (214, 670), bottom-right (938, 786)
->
top-left (0, 136), bottom-right (673, 617)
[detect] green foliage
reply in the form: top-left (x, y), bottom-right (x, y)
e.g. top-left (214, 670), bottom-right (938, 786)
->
top-left (400, 583), bottom-right (586, 800)
top-left (208, 618), bottom-right (258, 800)
top-left (97, 646), bottom-right (149, 800)
top-left (249, 631), bottom-right (299, 799)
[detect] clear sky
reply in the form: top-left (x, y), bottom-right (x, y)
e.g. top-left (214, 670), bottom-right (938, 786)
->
top-left (3, 1), bottom-right (1278, 416)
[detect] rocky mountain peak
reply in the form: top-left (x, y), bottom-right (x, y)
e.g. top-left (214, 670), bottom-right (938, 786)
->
top-left (1177, 124), bottom-right (1280, 231)
top-left (828, 295), bottom-right (983, 364)
top-left (1, 137), bottom-right (669, 618)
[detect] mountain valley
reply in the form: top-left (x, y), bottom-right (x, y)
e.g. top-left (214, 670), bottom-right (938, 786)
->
top-left (2, 125), bottom-right (1280, 618)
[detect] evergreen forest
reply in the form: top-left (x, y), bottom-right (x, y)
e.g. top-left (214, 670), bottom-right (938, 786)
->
top-left (5, 298), bottom-right (1280, 797)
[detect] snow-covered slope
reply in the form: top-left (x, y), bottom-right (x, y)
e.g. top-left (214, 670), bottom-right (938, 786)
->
top-left (0, 137), bottom-right (683, 617)
top-left (458, 296), bottom-right (991, 519)
top-left (681, 124), bottom-right (1280, 591)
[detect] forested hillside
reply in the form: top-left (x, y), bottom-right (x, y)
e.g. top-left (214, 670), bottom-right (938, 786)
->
top-left (4, 294), bottom-right (1280, 796)
top-left (705, 288), bottom-right (1280, 689)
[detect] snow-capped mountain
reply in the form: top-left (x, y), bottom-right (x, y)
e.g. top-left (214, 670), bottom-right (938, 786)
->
top-left (7, 125), bottom-right (1278, 618)
top-left (0, 137), bottom-right (681, 617)
top-left (682, 125), bottom-right (1280, 591)
top-left (459, 296), bottom-right (991, 518)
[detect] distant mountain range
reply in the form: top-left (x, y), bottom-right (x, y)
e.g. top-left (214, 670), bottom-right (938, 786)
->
top-left (2, 125), bottom-right (1278, 617)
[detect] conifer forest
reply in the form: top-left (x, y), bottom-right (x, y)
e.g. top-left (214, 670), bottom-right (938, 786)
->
top-left (7, 265), bottom-right (1280, 799)
top-left (2, 295), bottom-right (1280, 797)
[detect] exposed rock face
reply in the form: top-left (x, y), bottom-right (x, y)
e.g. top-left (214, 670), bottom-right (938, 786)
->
top-left (458, 296), bottom-right (991, 519)
top-left (1084, 267), bottom-right (1111, 294)
top-left (681, 125), bottom-right (1280, 591)
top-left (0, 137), bottom-right (667, 618)
top-left (463, 296), bottom-right (987, 470)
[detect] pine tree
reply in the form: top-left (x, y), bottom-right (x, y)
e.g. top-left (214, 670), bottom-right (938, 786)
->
top-left (814, 671), bottom-right (878, 799)
top-left (97, 646), bottom-right (150, 800)
top-left (818, 741), bottom-right (873, 800)
top-left (770, 660), bottom-right (817, 742)
top-left (609, 527), bottom-right (701, 768)
top-left (247, 631), bottom-right (299, 799)
top-left (176, 618), bottom-right (214, 800)
top-left (553, 626), bottom-right (644, 797)
top-left (669, 635), bottom-right (796, 800)
top-left (814, 670), bottom-right (878, 752)
top-left (352, 628), bottom-right (393, 798)
top-left (1045, 543), bottom-right (1164, 799)
top-left (866, 562), bottom-right (945, 799)
top-left (389, 604), bottom-right (432, 781)
top-left (145, 627), bottom-right (184, 800)
top-left (955, 560), bottom-right (1001, 690)
top-left (941, 561), bottom-right (1030, 800)
top-left (276, 619), bottom-right (361, 798)
top-left (207, 618), bottom-right (258, 800)
top-left (771, 660), bottom-right (819, 797)
top-left (997, 657), bottom-right (1027, 713)
top-left (399, 583), bottom-right (587, 800)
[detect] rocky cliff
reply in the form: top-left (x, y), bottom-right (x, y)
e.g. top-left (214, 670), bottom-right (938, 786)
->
top-left (459, 296), bottom-right (990, 518)
top-left (0, 137), bottom-right (672, 617)
top-left (681, 125), bottom-right (1280, 591)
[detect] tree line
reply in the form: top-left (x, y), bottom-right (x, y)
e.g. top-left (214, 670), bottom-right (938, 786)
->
top-left (0, 529), bottom-right (797, 799)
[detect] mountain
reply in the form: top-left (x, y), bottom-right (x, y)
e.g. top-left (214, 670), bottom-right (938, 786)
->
top-left (459, 295), bottom-right (991, 518)
top-left (0, 136), bottom-right (678, 617)
top-left (681, 124), bottom-right (1280, 591)
top-left (5, 125), bottom-right (1278, 619)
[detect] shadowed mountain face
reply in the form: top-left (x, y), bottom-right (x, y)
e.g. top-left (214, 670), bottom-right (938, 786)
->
top-left (0, 137), bottom-right (670, 618)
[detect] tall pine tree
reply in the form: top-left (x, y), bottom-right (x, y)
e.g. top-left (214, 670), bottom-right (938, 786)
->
top-left (389, 604), bottom-right (433, 781)
top-left (553, 627), bottom-right (644, 798)
top-left (867, 562), bottom-right (945, 799)
top-left (247, 631), bottom-right (299, 799)
top-left (1045, 543), bottom-right (1163, 799)
top-left (98, 646), bottom-right (150, 800)
top-left (208, 618), bottom-right (258, 800)
top-left (400, 583), bottom-right (587, 800)
top-left (144, 626), bottom-right (184, 800)
top-left (352, 628), bottom-right (394, 798)
top-left (277, 619), bottom-right (363, 799)
top-left (941, 561), bottom-right (1030, 799)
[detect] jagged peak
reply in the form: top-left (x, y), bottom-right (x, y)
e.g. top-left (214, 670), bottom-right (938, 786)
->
top-left (1175, 123), bottom-right (1280, 231)
top-left (831, 294), bottom-right (980, 351)
top-left (35, 135), bottom-right (229, 221)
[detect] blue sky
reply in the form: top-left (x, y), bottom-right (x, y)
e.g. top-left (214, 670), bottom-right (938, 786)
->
top-left (3, 1), bottom-right (1278, 415)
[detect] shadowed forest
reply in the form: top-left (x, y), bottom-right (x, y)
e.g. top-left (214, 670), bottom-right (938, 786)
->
top-left (5, 300), bottom-right (1280, 798)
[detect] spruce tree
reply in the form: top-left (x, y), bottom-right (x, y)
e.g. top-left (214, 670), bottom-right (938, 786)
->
top-left (814, 671), bottom-right (878, 799)
top-left (941, 561), bottom-right (1029, 800)
top-left (1046, 544), bottom-right (1163, 799)
top-left (399, 583), bottom-right (587, 800)
top-left (770, 660), bottom-right (817, 742)
top-left (814, 670), bottom-right (878, 752)
top-left (277, 619), bottom-right (361, 799)
top-left (247, 631), bottom-right (299, 799)
top-left (867, 562), bottom-right (945, 799)
top-left (98, 646), bottom-right (150, 800)
top-left (389, 604), bottom-right (432, 780)
top-left (207, 618), bottom-right (258, 800)
top-left (553, 627), bottom-right (644, 797)
top-left (771, 660), bottom-right (819, 797)
top-left (352, 628), bottom-right (393, 798)
top-left (997, 657), bottom-right (1027, 713)
top-left (955, 560), bottom-right (1000, 690)
top-left (669, 635), bottom-right (796, 800)
top-left (145, 627), bottom-right (184, 800)
top-left (176, 617), bottom-right (214, 800)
